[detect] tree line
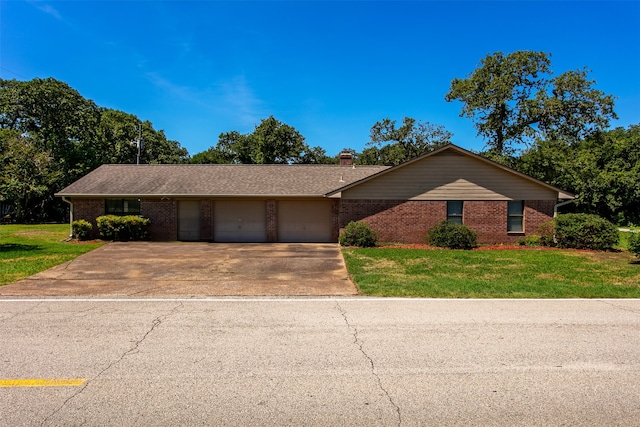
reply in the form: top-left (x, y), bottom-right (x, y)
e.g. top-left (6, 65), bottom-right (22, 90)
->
top-left (1, 78), bottom-right (188, 221)
top-left (1, 51), bottom-right (638, 225)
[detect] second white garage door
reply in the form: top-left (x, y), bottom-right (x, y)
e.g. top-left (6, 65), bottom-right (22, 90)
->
top-left (278, 200), bottom-right (333, 243)
top-left (214, 200), bottom-right (267, 242)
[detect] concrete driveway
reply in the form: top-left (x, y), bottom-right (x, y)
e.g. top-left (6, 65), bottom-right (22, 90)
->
top-left (0, 242), bottom-right (357, 297)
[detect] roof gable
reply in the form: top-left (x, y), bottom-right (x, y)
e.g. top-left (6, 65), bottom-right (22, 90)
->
top-left (329, 145), bottom-right (574, 201)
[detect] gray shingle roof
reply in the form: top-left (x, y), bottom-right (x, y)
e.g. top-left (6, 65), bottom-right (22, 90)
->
top-left (56, 164), bottom-right (389, 197)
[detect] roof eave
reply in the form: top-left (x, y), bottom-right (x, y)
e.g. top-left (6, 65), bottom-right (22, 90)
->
top-left (56, 193), bottom-right (330, 198)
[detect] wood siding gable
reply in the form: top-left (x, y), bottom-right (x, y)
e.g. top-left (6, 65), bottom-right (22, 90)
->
top-left (341, 149), bottom-right (560, 201)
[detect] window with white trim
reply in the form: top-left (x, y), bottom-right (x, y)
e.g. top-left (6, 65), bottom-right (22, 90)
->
top-left (507, 200), bottom-right (524, 232)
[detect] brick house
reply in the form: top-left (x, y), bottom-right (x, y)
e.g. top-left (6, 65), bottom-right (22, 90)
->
top-left (56, 144), bottom-right (573, 244)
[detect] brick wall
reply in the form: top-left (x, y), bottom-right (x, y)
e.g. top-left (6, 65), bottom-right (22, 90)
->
top-left (340, 199), bottom-right (446, 243)
top-left (141, 199), bottom-right (176, 241)
top-left (464, 201), bottom-right (507, 244)
top-left (200, 200), bottom-right (213, 241)
top-left (72, 198), bottom-right (104, 239)
top-left (266, 199), bottom-right (277, 242)
top-left (525, 200), bottom-right (555, 234)
top-left (340, 199), bottom-right (555, 245)
top-left (330, 199), bottom-right (340, 242)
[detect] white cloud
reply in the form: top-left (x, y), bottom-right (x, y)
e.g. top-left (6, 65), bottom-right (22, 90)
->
top-left (216, 75), bottom-right (265, 128)
top-left (144, 72), bottom-right (266, 129)
top-left (26, 0), bottom-right (62, 20)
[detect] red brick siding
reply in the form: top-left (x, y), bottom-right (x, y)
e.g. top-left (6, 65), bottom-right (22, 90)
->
top-left (340, 199), bottom-right (555, 245)
top-left (330, 199), bottom-right (340, 242)
top-left (72, 198), bottom-right (104, 239)
top-left (340, 199), bottom-right (446, 244)
top-left (200, 200), bottom-right (213, 241)
top-left (141, 199), bottom-right (177, 241)
top-left (266, 199), bottom-right (277, 242)
top-left (464, 201), bottom-right (508, 244)
top-left (525, 200), bottom-right (555, 235)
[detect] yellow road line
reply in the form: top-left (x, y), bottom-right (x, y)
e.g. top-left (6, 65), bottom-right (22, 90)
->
top-left (0, 378), bottom-right (87, 388)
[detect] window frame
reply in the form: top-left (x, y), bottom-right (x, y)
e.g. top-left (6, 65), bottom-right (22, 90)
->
top-left (105, 198), bottom-right (141, 216)
top-left (507, 200), bottom-right (524, 233)
top-left (447, 201), bottom-right (464, 224)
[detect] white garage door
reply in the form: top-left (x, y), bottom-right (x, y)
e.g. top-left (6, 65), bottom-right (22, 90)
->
top-left (178, 200), bottom-right (201, 241)
top-left (214, 200), bottom-right (267, 242)
top-left (278, 200), bottom-right (333, 243)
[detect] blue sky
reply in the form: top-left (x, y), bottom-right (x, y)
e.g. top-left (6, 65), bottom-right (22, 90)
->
top-left (2, 1), bottom-right (639, 157)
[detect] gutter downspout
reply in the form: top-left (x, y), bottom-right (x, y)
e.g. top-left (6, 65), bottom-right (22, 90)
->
top-left (554, 198), bottom-right (575, 217)
top-left (61, 196), bottom-right (73, 239)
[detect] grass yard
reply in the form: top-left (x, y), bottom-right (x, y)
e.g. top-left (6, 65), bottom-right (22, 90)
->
top-left (618, 228), bottom-right (639, 251)
top-left (343, 247), bottom-right (640, 298)
top-left (0, 224), bottom-right (104, 286)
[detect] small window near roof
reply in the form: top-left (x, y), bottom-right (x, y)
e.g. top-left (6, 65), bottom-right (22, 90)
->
top-left (507, 200), bottom-right (524, 232)
top-left (447, 201), bottom-right (463, 224)
top-left (105, 199), bottom-right (141, 215)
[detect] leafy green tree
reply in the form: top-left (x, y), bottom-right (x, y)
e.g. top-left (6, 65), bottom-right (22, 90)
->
top-left (95, 109), bottom-right (143, 165)
top-left (0, 130), bottom-right (60, 221)
top-left (190, 147), bottom-right (229, 164)
top-left (216, 130), bottom-right (256, 164)
top-left (205, 116), bottom-right (321, 164)
top-left (97, 109), bottom-right (188, 165)
top-left (0, 77), bottom-right (101, 183)
top-left (297, 145), bottom-right (337, 164)
top-left (0, 77), bottom-right (189, 221)
top-left (358, 117), bottom-right (452, 166)
top-left (518, 125), bottom-right (640, 225)
top-left (139, 124), bottom-right (189, 164)
top-left (445, 51), bottom-right (616, 155)
top-left (250, 116), bottom-right (307, 164)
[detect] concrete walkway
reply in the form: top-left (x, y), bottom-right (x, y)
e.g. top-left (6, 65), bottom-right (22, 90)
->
top-left (0, 242), bottom-right (357, 297)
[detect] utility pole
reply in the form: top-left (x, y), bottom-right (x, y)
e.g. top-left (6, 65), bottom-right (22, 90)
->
top-left (132, 124), bottom-right (142, 165)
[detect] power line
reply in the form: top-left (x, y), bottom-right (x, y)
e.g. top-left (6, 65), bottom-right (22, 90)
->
top-left (0, 67), bottom-right (27, 79)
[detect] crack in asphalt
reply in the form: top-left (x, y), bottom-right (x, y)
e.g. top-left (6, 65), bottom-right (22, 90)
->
top-left (40, 302), bottom-right (184, 426)
top-left (2, 300), bottom-right (44, 321)
top-left (597, 299), bottom-right (640, 315)
top-left (335, 302), bottom-right (402, 426)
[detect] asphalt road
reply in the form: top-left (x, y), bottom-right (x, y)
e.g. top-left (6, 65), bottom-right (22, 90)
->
top-left (1, 298), bottom-right (639, 426)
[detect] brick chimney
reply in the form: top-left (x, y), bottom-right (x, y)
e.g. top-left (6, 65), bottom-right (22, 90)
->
top-left (339, 152), bottom-right (353, 167)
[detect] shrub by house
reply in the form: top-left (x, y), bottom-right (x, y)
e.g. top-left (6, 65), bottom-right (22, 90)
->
top-left (339, 221), bottom-right (378, 247)
top-left (71, 219), bottom-right (92, 241)
top-left (553, 213), bottom-right (618, 250)
top-left (96, 215), bottom-right (150, 241)
top-left (428, 220), bottom-right (478, 250)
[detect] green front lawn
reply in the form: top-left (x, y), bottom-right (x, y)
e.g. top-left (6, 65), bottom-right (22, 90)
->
top-left (0, 224), bottom-right (104, 286)
top-left (343, 247), bottom-right (640, 298)
top-left (618, 228), bottom-right (639, 251)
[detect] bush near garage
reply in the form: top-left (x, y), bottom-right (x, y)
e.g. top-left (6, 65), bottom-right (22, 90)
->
top-left (628, 233), bottom-right (640, 258)
top-left (71, 219), bottom-right (93, 241)
top-left (427, 220), bottom-right (478, 250)
top-left (339, 221), bottom-right (378, 247)
top-left (96, 215), bottom-right (150, 241)
top-left (553, 213), bottom-right (618, 250)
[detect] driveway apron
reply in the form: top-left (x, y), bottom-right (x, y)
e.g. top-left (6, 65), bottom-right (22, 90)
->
top-left (0, 242), bottom-right (357, 297)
